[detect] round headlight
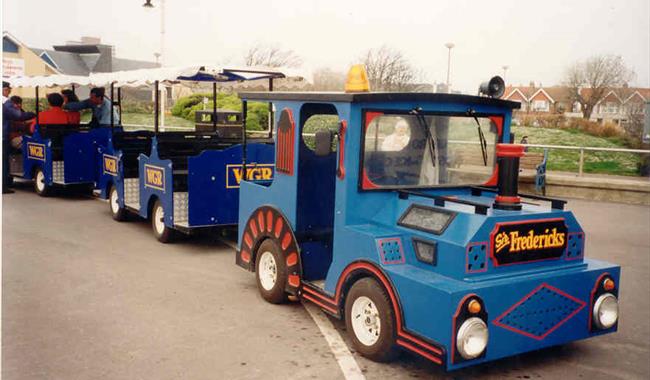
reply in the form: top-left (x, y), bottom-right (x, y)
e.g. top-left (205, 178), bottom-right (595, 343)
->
top-left (456, 317), bottom-right (488, 360)
top-left (593, 293), bottom-right (619, 329)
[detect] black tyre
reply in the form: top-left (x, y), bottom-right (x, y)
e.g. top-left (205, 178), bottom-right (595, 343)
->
top-left (33, 168), bottom-right (50, 197)
top-left (108, 185), bottom-right (127, 221)
top-left (345, 278), bottom-right (399, 362)
top-left (255, 239), bottom-right (288, 304)
top-left (151, 199), bottom-right (175, 243)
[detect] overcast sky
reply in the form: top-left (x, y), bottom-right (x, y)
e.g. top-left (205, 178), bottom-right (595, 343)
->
top-left (3, 0), bottom-right (649, 92)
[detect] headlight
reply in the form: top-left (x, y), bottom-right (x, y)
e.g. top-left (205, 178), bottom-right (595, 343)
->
top-left (593, 293), bottom-right (619, 329)
top-left (456, 317), bottom-right (488, 360)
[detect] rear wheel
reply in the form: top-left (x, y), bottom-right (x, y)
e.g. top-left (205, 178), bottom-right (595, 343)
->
top-left (255, 239), bottom-right (288, 304)
top-left (345, 278), bottom-right (399, 362)
top-left (34, 168), bottom-right (49, 196)
top-left (151, 199), bottom-right (175, 243)
top-left (109, 186), bottom-right (127, 221)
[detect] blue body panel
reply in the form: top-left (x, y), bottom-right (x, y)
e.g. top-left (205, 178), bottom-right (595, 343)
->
top-left (95, 135), bottom-right (276, 229)
top-left (237, 94), bottom-right (621, 370)
top-left (20, 125), bottom-right (111, 186)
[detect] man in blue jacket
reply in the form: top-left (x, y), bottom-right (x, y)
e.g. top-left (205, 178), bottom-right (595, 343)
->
top-left (3, 82), bottom-right (36, 193)
top-left (63, 87), bottom-right (120, 126)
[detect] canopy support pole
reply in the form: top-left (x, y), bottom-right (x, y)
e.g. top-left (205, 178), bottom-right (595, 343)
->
top-left (35, 86), bottom-right (40, 125)
top-left (242, 100), bottom-right (248, 178)
top-left (110, 83), bottom-right (115, 130)
top-left (154, 80), bottom-right (159, 135)
top-left (268, 78), bottom-right (274, 138)
top-left (212, 82), bottom-right (217, 132)
top-left (117, 87), bottom-right (122, 122)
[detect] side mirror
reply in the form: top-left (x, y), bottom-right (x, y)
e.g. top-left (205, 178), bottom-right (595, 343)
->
top-left (314, 129), bottom-right (333, 156)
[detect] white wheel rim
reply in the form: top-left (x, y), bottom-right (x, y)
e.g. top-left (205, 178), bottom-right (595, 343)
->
top-left (351, 296), bottom-right (381, 346)
top-left (110, 189), bottom-right (120, 214)
top-left (154, 205), bottom-right (165, 234)
top-left (258, 251), bottom-right (277, 291)
top-left (36, 171), bottom-right (45, 192)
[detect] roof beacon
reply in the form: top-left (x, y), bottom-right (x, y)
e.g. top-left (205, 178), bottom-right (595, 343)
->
top-left (345, 64), bottom-right (370, 93)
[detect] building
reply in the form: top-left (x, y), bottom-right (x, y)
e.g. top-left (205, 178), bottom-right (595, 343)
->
top-left (503, 82), bottom-right (649, 125)
top-left (3, 32), bottom-right (159, 98)
top-left (2, 31), bottom-right (60, 97)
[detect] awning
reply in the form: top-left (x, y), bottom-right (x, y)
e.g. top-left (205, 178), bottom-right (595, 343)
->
top-left (6, 66), bottom-right (300, 89)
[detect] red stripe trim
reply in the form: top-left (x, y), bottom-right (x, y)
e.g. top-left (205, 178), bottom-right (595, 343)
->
top-left (302, 293), bottom-right (338, 314)
top-left (266, 210), bottom-right (273, 233)
top-left (397, 332), bottom-right (443, 355)
top-left (281, 232), bottom-right (291, 250)
top-left (301, 286), bottom-right (338, 305)
top-left (397, 340), bottom-right (443, 364)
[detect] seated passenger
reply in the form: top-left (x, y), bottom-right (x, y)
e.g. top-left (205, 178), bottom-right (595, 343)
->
top-left (381, 119), bottom-right (410, 151)
top-left (28, 93), bottom-right (73, 136)
top-left (61, 89), bottom-right (81, 124)
top-left (63, 87), bottom-right (120, 126)
top-left (6, 96), bottom-right (35, 149)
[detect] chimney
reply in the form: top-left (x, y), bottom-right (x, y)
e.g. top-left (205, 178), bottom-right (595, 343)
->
top-left (529, 81), bottom-right (535, 88)
top-left (493, 144), bottom-right (525, 211)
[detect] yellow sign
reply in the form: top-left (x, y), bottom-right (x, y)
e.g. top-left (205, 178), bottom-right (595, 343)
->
top-left (226, 164), bottom-right (274, 188)
top-left (27, 142), bottom-right (46, 161)
top-left (495, 228), bottom-right (566, 254)
top-left (103, 154), bottom-right (118, 176)
top-left (144, 164), bottom-right (165, 191)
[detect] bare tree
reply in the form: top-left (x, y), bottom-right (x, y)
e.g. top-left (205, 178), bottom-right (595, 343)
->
top-left (312, 68), bottom-right (346, 91)
top-left (361, 46), bottom-right (421, 91)
top-left (564, 55), bottom-right (634, 119)
top-left (244, 44), bottom-right (302, 68)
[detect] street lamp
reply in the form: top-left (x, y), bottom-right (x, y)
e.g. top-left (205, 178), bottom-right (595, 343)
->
top-left (143, 0), bottom-right (165, 67)
top-left (444, 42), bottom-right (455, 91)
top-left (502, 65), bottom-right (509, 82)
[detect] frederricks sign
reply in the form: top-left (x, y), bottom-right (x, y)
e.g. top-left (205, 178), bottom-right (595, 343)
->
top-left (491, 219), bottom-right (568, 266)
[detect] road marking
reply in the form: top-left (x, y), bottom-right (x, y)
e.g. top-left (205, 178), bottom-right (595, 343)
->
top-left (218, 237), bottom-right (365, 380)
top-left (303, 302), bottom-right (366, 380)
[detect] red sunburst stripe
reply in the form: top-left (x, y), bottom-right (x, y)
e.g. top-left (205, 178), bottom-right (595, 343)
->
top-left (249, 219), bottom-right (258, 238)
top-left (274, 217), bottom-right (283, 238)
top-left (281, 232), bottom-right (291, 250)
top-left (286, 252), bottom-right (298, 266)
top-left (240, 249), bottom-right (251, 263)
top-left (266, 211), bottom-right (273, 233)
top-left (257, 211), bottom-right (265, 232)
top-left (288, 274), bottom-right (300, 287)
top-left (243, 232), bottom-right (252, 249)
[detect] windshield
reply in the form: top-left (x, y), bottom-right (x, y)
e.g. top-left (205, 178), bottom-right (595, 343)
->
top-left (362, 113), bottom-right (499, 188)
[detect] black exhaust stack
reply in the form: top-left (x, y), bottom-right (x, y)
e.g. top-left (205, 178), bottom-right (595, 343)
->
top-left (493, 143), bottom-right (525, 211)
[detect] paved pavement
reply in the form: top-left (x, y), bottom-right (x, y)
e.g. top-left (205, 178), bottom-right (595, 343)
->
top-left (2, 182), bottom-right (649, 379)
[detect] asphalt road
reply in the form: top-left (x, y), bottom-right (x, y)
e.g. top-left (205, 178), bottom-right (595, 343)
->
top-left (2, 182), bottom-right (649, 380)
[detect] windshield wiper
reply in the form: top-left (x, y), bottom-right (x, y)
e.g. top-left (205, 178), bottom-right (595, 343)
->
top-left (468, 109), bottom-right (488, 166)
top-left (409, 108), bottom-right (436, 169)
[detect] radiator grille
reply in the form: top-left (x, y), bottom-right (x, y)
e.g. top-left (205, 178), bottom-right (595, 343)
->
top-left (493, 283), bottom-right (586, 340)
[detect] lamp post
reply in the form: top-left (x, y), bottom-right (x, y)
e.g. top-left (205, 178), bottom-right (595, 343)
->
top-left (502, 65), bottom-right (509, 82)
top-left (444, 42), bottom-right (455, 92)
top-left (143, 0), bottom-right (165, 67)
top-left (143, 0), bottom-right (167, 129)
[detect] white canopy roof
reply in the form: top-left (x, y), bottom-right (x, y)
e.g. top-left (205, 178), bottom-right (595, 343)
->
top-left (6, 66), bottom-right (299, 89)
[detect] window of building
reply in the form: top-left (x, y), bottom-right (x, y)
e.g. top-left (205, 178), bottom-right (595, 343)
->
top-left (533, 100), bottom-right (549, 112)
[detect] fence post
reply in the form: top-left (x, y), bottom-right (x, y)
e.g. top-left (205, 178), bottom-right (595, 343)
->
top-left (578, 148), bottom-right (584, 176)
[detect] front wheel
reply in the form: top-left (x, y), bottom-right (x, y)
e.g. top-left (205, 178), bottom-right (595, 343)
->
top-left (255, 239), bottom-right (288, 304)
top-left (109, 186), bottom-right (127, 221)
top-left (33, 168), bottom-right (49, 197)
top-left (151, 199), bottom-right (175, 243)
top-left (345, 278), bottom-right (399, 362)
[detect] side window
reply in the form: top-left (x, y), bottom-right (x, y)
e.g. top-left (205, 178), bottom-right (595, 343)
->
top-left (300, 103), bottom-right (339, 153)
